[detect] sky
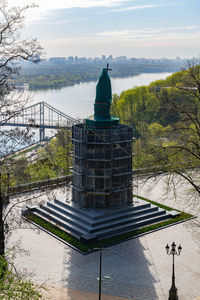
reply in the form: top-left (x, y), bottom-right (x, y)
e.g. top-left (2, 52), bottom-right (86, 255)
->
top-left (11, 0), bottom-right (200, 59)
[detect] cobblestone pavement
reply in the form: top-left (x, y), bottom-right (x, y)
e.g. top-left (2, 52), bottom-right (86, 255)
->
top-left (43, 286), bottom-right (137, 300)
top-left (7, 178), bottom-right (200, 300)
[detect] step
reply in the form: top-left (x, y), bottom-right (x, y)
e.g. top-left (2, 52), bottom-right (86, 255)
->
top-left (29, 200), bottom-right (171, 243)
top-left (35, 204), bottom-right (168, 236)
top-left (90, 206), bottom-right (159, 226)
top-left (33, 207), bottom-right (88, 237)
top-left (96, 213), bottom-right (170, 238)
top-left (90, 209), bottom-right (167, 233)
top-left (39, 203), bottom-right (162, 233)
top-left (47, 201), bottom-right (93, 226)
top-left (54, 199), bottom-right (151, 221)
top-left (38, 205), bottom-right (92, 232)
top-left (48, 200), bottom-right (159, 227)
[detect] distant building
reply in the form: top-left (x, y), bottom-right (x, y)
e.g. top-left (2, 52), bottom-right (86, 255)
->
top-left (49, 57), bottom-right (66, 64)
top-left (130, 58), bottom-right (137, 63)
top-left (115, 56), bottom-right (127, 61)
top-left (67, 56), bottom-right (74, 63)
top-left (107, 55), bottom-right (113, 62)
top-left (74, 56), bottom-right (79, 63)
top-left (101, 55), bottom-right (106, 61)
top-left (79, 57), bottom-right (86, 63)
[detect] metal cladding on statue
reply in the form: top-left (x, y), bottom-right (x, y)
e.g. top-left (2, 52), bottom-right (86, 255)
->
top-left (94, 68), bottom-right (112, 120)
top-left (85, 67), bottom-right (119, 128)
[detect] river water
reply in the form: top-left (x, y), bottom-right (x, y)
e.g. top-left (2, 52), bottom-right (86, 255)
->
top-left (30, 72), bottom-right (172, 119)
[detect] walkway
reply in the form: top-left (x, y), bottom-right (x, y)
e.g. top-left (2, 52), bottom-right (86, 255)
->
top-left (7, 176), bottom-right (200, 300)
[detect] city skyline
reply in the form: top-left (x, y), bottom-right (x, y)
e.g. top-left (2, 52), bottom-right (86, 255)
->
top-left (13, 0), bottom-right (200, 59)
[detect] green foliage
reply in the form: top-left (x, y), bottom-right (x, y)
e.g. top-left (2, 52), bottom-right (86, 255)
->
top-left (132, 138), bottom-right (154, 168)
top-left (110, 93), bottom-right (120, 116)
top-left (111, 64), bottom-right (200, 195)
top-left (26, 160), bottom-right (57, 182)
top-left (11, 129), bottom-right (72, 183)
top-left (10, 157), bottom-right (30, 186)
top-left (113, 86), bottom-right (159, 137)
top-left (111, 67), bottom-right (198, 133)
top-left (0, 168), bottom-right (10, 195)
top-left (148, 123), bottom-right (164, 137)
top-left (0, 255), bottom-right (45, 299)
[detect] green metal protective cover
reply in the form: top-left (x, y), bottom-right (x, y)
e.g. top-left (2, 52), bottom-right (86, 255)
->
top-left (85, 67), bottom-right (119, 128)
top-left (94, 68), bottom-right (112, 120)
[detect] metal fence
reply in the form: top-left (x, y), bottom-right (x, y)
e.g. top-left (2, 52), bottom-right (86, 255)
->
top-left (9, 175), bottom-right (73, 195)
top-left (8, 165), bottom-right (167, 196)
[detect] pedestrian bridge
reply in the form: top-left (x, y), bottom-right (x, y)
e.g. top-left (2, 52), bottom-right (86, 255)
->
top-left (0, 101), bottom-right (79, 141)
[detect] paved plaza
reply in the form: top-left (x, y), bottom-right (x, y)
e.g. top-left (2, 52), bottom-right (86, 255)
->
top-left (7, 176), bottom-right (200, 300)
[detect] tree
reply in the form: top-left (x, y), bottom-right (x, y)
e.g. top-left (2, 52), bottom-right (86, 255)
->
top-left (0, 0), bottom-right (42, 156)
top-left (0, 0), bottom-right (42, 257)
top-left (147, 59), bottom-right (200, 196)
top-left (0, 0), bottom-right (42, 86)
top-left (111, 86), bottom-right (159, 137)
top-left (27, 129), bottom-right (72, 181)
top-left (0, 253), bottom-right (45, 299)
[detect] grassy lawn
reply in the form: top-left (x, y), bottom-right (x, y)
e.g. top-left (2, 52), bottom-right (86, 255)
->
top-left (24, 196), bottom-right (193, 254)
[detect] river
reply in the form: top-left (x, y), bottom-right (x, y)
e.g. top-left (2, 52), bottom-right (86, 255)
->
top-left (30, 72), bottom-right (172, 119)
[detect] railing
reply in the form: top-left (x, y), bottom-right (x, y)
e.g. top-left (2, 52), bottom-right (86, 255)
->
top-left (132, 165), bottom-right (167, 176)
top-left (8, 166), bottom-right (168, 196)
top-left (9, 175), bottom-right (72, 195)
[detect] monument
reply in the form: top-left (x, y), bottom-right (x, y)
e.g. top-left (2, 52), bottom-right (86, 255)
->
top-left (26, 66), bottom-right (173, 245)
top-left (72, 64), bottom-right (133, 209)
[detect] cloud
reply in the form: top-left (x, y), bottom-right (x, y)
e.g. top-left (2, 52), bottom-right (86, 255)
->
top-left (111, 4), bottom-right (158, 12)
top-left (10, 0), bottom-right (132, 11)
top-left (46, 17), bottom-right (89, 26)
top-left (10, 0), bottom-right (133, 24)
top-left (96, 26), bottom-right (200, 39)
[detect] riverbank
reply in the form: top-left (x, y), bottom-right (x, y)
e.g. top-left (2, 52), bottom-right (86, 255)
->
top-left (30, 72), bottom-right (173, 119)
top-left (17, 60), bottom-right (183, 90)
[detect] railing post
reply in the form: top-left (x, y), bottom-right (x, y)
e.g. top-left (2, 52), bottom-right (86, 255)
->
top-left (39, 102), bottom-right (45, 141)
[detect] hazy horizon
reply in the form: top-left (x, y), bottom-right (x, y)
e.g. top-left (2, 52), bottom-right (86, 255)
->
top-left (12, 0), bottom-right (200, 59)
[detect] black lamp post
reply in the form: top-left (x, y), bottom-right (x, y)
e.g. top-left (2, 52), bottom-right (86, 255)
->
top-left (165, 242), bottom-right (182, 300)
top-left (93, 247), bottom-right (109, 300)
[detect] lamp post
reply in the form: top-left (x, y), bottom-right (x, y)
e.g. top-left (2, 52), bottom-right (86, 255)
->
top-left (165, 242), bottom-right (182, 300)
top-left (93, 247), bottom-right (109, 300)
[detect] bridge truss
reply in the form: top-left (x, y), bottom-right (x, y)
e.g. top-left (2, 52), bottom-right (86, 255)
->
top-left (0, 101), bottom-right (79, 141)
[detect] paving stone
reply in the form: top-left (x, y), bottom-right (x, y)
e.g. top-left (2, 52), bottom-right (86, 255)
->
top-left (6, 182), bottom-right (200, 300)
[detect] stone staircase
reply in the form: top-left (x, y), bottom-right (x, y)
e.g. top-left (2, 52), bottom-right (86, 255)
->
top-left (26, 198), bottom-right (174, 243)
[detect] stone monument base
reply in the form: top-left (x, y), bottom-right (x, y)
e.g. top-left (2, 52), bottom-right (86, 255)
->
top-left (25, 196), bottom-right (177, 244)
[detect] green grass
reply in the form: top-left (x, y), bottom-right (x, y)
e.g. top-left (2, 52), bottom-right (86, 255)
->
top-left (133, 194), bottom-right (178, 211)
top-left (24, 196), bottom-right (193, 253)
top-left (26, 212), bottom-right (89, 252)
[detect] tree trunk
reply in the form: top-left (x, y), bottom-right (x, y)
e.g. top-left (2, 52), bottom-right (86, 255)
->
top-left (0, 173), bottom-right (5, 257)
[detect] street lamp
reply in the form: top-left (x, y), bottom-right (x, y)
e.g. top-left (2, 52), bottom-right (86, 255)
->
top-left (165, 242), bottom-right (182, 300)
top-left (93, 247), bottom-right (109, 300)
